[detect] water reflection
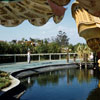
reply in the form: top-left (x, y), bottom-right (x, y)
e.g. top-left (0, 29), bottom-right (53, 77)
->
top-left (67, 69), bottom-right (94, 85)
top-left (19, 69), bottom-right (99, 100)
top-left (20, 76), bottom-right (35, 89)
top-left (1, 68), bottom-right (100, 100)
top-left (27, 69), bottom-right (94, 86)
top-left (37, 72), bottom-right (59, 86)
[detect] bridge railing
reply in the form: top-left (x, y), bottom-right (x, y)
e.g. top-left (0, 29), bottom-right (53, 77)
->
top-left (0, 53), bottom-right (78, 63)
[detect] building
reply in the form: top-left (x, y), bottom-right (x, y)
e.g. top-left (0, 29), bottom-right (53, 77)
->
top-left (17, 41), bottom-right (36, 47)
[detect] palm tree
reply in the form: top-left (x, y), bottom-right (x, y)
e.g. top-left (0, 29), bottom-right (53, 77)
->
top-left (77, 44), bottom-right (91, 68)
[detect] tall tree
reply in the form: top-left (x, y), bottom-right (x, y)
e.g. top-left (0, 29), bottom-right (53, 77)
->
top-left (55, 31), bottom-right (69, 47)
top-left (21, 38), bottom-right (26, 42)
top-left (30, 37), bottom-right (35, 42)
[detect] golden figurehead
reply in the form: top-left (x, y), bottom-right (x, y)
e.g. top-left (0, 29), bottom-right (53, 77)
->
top-left (71, 1), bottom-right (100, 53)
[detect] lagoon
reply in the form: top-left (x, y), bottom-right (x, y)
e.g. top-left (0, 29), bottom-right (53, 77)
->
top-left (19, 68), bottom-right (99, 100)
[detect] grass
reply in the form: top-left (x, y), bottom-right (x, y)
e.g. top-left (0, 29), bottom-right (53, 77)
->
top-left (0, 71), bottom-right (11, 90)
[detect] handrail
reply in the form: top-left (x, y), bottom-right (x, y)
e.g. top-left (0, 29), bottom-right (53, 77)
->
top-left (0, 53), bottom-right (77, 56)
top-left (0, 53), bottom-right (78, 63)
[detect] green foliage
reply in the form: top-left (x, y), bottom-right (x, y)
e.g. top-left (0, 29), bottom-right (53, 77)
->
top-left (68, 44), bottom-right (75, 53)
top-left (0, 42), bottom-right (9, 54)
top-left (0, 40), bottom-right (90, 54)
top-left (0, 32), bottom-right (92, 55)
top-left (35, 42), bottom-right (61, 53)
top-left (0, 41), bottom-right (36, 54)
top-left (48, 42), bottom-right (61, 53)
top-left (55, 31), bottom-right (69, 47)
top-left (35, 43), bottom-right (48, 53)
top-left (0, 71), bottom-right (11, 90)
top-left (76, 44), bottom-right (91, 55)
top-left (76, 43), bottom-right (91, 62)
top-left (0, 31), bottom-right (70, 54)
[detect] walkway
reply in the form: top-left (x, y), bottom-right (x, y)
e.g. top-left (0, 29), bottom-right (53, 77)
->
top-left (0, 60), bottom-right (79, 73)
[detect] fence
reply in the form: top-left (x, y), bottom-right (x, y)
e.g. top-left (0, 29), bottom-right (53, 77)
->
top-left (0, 53), bottom-right (78, 63)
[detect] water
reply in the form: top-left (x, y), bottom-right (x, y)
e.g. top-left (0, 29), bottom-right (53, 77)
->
top-left (18, 69), bottom-right (99, 100)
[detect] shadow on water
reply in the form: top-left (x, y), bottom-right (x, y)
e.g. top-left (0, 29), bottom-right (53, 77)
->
top-left (0, 84), bottom-right (25, 100)
top-left (1, 68), bottom-right (100, 100)
top-left (87, 70), bottom-right (100, 100)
